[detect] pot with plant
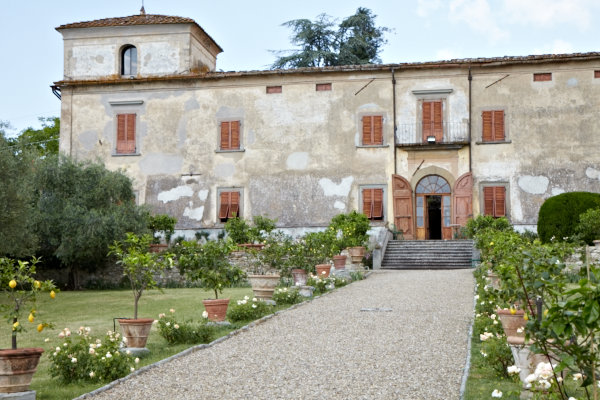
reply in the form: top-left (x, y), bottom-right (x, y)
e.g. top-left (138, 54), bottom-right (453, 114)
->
top-left (176, 239), bottom-right (245, 321)
top-left (224, 215), bottom-right (277, 250)
top-left (0, 257), bottom-right (57, 394)
top-left (246, 231), bottom-right (290, 299)
top-left (329, 211), bottom-right (370, 263)
top-left (109, 233), bottom-right (173, 350)
top-left (147, 214), bottom-right (177, 253)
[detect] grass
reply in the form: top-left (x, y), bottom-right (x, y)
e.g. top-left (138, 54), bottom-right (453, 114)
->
top-left (0, 287), bottom-right (259, 400)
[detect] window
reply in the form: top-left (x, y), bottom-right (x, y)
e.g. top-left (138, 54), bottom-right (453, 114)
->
top-left (218, 191), bottom-right (240, 222)
top-left (533, 73), bottom-right (552, 82)
top-left (422, 100), bottom-right (443, 142)
top-left (595, 71), bottom-right (600, 79)
top-left (266, 86), bottom-right (282, 94)
top-left (482, 110), bottom-right (505, 142)
top-left (116, 113), bottom-right (136, 154)
top-left (483, 186), bottom-right (506, 218)
top-left (220, 121), bottom-right (241, 150)
top-left (316, 83), bottom-right (332, 91)
top-left (362, 115), bottom-right (383, 146)
top-left (362, 187), bottom-right (384, 220)
top-left (121, 45), bottom-right (137, 76)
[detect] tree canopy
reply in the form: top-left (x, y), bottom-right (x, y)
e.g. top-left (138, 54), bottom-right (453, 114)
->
top-left (271, 7), bottom-right (389, 69)
top-left (7, 117), bottom-right (60, 158)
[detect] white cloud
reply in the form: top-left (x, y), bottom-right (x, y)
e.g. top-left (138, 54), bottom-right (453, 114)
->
top-left (533, 39), bottom-right (574, 55)
top-left (417, 0), bottom-right (443, 17)
top-left (502, 0), bottom-right (596, 30)
top-left (449, 0), bottom-right (509, 43)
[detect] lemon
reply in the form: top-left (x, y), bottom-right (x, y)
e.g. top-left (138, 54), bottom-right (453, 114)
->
top-left (8, 280), bottom-right (16, 289)
top-left (523, 313), bottom-right (529, 321)
top-left (510, 308), bottom-right (516, 315)
top-left (33, 281), bottom-right (41, 289)
top-left (37, 324), bottom-right (44, 333)
top-left (28, 313), bottom-right (34, 323)
top-left (13, 321), bottom-right (19, 329)
top-left (50, 290), bottom-right (56, 299)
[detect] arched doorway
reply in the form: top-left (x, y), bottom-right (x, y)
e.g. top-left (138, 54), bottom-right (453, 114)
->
top-left (415, 175), bottom-right (451, 240)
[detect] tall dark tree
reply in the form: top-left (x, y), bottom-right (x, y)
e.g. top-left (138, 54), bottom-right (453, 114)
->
top-left (8, 117), bottom-right (60, 157)
top-left (271, 8), bottom-right (389, 69)
top-left (0, 123), bottom-right (38, 257)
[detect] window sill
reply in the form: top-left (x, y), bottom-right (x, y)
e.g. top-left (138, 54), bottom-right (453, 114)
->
top-left (356, 144), bottom-right (389, 149)
top-left (215, 149), bottom-right (245, 153)
top-left (112, 152), bottom-right (141, 157)
top-left (475, 140), bottom-right (512, 145)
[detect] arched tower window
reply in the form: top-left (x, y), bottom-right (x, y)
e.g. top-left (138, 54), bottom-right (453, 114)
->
top-left (121, 45), bottom-right (137, 76)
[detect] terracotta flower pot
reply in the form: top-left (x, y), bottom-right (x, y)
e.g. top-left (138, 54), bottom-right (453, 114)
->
top-left (0, 347), bottom-right (44, 393)
top-left (496, 309), bottom-right (527, 340)
top-left (332, 255), bottom-right (347, 270)
top-left (247, 274), bottom-right (280, 300)
top-left (291, 269), bottom-right (308, 286)
top-left (315, 264), bottom-right (331, 278)
top-left (347, 246), bottom-right (365, 263)
top-left (118, 318), bottom-right (154, 348)
top-left (202, 298), bottom-right (230, 322)
top-left (149, 243), bottom-right (168, 253)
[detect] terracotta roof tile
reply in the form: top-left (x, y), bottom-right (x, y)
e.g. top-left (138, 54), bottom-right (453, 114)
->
top-left (56, 14), bottom-right (196, 30)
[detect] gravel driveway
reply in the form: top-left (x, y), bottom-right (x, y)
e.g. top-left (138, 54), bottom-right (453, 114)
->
top-left (82, 269), bottom-right (475, 400)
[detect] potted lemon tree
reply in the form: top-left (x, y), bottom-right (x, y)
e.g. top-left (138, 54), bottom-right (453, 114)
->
top-left (109, 233), bottom-right (173, 351)
top-left (0, 257), bottom-right (57, 394)
top-left (176, 239), bottom-right (245, 321)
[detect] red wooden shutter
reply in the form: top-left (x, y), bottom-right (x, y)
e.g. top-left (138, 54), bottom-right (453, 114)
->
top-left (494, 187), bottom-right (506, 217)
top-left (316, 83), bottom-right (332, 91)
top-left (422, 101), bottom-right (432, 138)
top-left (362, 116), bottom-right (372, 145)
top-left (482, 111), bottom-right (505, 142)
top-left (219, 192), bottom-right (230, 220)
top-left (482, 111), bottom-right (493, 142)
top-left (266, 86), bottom-right (282, 94)
top-left (117, 114), bottom-right (135, 154)
top-left (483, 187), bottom-right (494, 216)
top-left (220, 122), bottom-right (230, 150)
top-left (372, 188), bottom-right (383, 219)
top-left (229, 191), bottom-right (240, 218)
top-left (373, 116), bottom-right (383, 145)
top-left (493, 111), bottom-right (504, 141)
top-left (230, 121), bottom-right (240, 149)
top-left (363, 189), bottom-right (373, 219)
top-left (533, 73), bottom-right (552, 82)
top-left (433, 101), bottom-right (443, 141)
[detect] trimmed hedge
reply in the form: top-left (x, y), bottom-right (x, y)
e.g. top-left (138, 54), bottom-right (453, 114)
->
top-left (537, 191), bottom-right (600, 243)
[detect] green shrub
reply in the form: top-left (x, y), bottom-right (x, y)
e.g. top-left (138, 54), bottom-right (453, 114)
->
top-left (464, 215), bottom-right (512, 239)
top-left (226, 296), bottom-right (273, 322)
top-left (147, 214), bottom-right (177, 244)
top-left (478, 335), bottom-right (515, 379)
top-left (224, 215), bottom-right (277, 244)
top-left (272, 287), bottom-right (304, 305)
top-left (574, 207), bottom-right (600, 245)
top-left (329, 211), bottom-right (370, 249)
top-left (156, 309), bottom-right (214, 345)
top-left (537, 191), bottom-right (600, 243)
top-left (48, 327), bottom-right (136, 383)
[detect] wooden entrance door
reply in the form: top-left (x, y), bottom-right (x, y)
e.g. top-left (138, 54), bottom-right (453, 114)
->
top-left (453, 172), bottom-right (473, 229)
top-left (415, 175), bottom-right (452, 240)
top-left (392, 175), bottom-right (413, 239)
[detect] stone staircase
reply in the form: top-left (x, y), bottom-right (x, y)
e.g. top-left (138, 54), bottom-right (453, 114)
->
top-left (381, 240), bottom-right (474, 269)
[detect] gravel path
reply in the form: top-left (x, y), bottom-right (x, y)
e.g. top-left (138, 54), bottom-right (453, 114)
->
top-left (85, 270), bottom-right (474, 400)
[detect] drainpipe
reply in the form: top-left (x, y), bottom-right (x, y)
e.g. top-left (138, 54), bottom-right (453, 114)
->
top-left (468, 66), bottom-right (472, 172)
top-left (391, 68), bottom-right (397, 174)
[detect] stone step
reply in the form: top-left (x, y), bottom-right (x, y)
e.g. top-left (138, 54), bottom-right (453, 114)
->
top-left (381, 239), bottom-right (474, 270)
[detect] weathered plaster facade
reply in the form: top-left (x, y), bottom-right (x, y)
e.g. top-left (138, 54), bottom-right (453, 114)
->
top-left (55, 12), bottom-right (600, 239)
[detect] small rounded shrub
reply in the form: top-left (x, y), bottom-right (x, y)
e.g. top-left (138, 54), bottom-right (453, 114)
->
top-left (464, 215), bottom-right (512, 239)
top-left (574, 207), bottom-right (600, 245)
top-left (537, 192), bottom-right (600, 243)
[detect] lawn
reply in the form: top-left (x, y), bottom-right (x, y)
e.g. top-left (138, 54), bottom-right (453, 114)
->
top-left (0, 287), bottom-right (258, 400)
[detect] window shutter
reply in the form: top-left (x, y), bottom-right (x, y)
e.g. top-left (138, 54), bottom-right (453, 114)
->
top-left (363, 189), bottom-right (373, 219)
top-left (422, 101), bottom-right (432, 137)
top-left (483, 187), bottom-right (494, 216)
top-left (362, 116), bottom-right (372, 145)
top-left (373, 116), bottom-right (383, 145)
top-left (433, 101), bottom-right (443, 140)
top-left (218, 192), bottom-right (230, 220)
top-left (230, 121), bottom-right (240, 149)
top-left (494, 187), bottom-right (506, 217)
top-left (372, 188), bottom-right (383, 218)
top-left (482, 111), bottom-right (493, 142)
top-left (229, 191), bottom-right (240, 218)
top-left (117, 114), bottom-right (135, 154)
top-left (493, 110), bottom-right (504, 141)
top-left (220, 122), bottom-right (230, 150)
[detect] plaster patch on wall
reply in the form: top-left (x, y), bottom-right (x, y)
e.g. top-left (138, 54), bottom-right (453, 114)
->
top-left (79, 130), bottom-right (98, 152)
top-left (567, 78), bottom-right (578, 87)
top-left (510, 186), bottom-right (523, 221)
top-left (518, 175), bottom-right (549, 194)
top-left (183, 205), bottom-right (204, 221)
top-left (157, 185), bottom-right (194, 203)
top-left (286, 152), bottom-right (309, 170)
top-left (214, 163), bottom-right (235, 178)
top-left (72, 45), bottom-right (115, 77)
top-left (139, 153), bottom-right (183, 175)
top-left (198, 190), bottom-right (209, 201)
top-left (586, 167), bottom-right (600, 180)
top-left (334, 200), bottom-right (346, 210)
top-left (139, 42), bottom-right (179, 74)
top-left (184, 97), bottom-right (199, 111)
top-left (551, 187), bottom-right (566, 196)
top-left (319, 176), bottom-right (354, 197)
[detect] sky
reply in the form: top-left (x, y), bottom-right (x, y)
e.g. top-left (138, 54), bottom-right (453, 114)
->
top-left (2, 0), bottom-right (600, 135)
